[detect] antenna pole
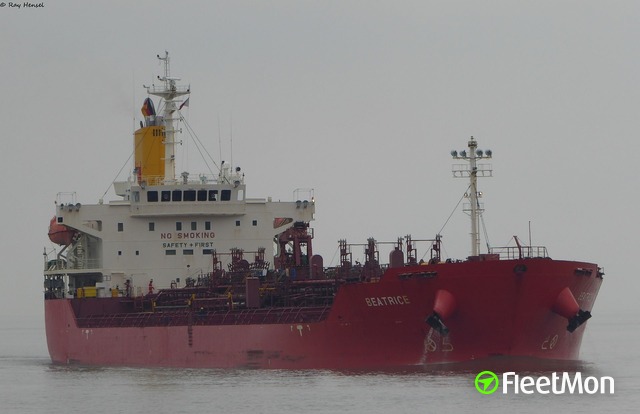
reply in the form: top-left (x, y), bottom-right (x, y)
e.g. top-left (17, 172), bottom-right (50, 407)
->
top-left (217, 114), bottom-right (223, 169)
top-left (132, 69), bottom-right (136, 136)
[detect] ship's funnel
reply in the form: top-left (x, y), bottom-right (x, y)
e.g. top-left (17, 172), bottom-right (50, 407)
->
top-left (426, 289), bottom-right (457, 335)
top-left (552, 287), bottom-right (592, 332)
top-left (134, 126), bottom-right (165, 186)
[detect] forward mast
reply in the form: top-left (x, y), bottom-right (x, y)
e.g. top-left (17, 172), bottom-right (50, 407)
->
top-left (451, 137), bottom-right (492, 257)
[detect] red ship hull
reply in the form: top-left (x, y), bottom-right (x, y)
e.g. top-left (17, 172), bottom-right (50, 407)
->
top-left (45, 258), bottom-right (602, 369)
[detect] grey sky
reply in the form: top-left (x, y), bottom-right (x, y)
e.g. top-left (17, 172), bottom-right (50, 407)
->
top-left (0, 0), bottom-right (637, 327)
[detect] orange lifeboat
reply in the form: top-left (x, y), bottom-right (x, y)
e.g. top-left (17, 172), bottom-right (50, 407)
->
top-left (48, 216), bottom-right (77, 246)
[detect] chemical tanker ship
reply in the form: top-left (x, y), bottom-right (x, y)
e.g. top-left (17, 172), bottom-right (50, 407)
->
top-left (43, 53), bottom-right (602, 369)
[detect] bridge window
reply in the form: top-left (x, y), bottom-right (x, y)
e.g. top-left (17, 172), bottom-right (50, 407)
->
top-left (147, 191), bottom-right (158, 202)
top-left (184, 190), bottom-right (196, 201)
top-left (221, 190), bottom-right (231, 201)
top-left (172, 190), bottom-right (182, 201)
top-left (208, 190), bottom-right (218, 201)
top-left (161, 191), bottom-right (171, 202)
top-left (197, 190), bottom-right (207, 201)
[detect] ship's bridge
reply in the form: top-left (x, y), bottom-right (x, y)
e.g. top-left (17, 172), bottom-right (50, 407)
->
top-left (125, 181), bottom-right (250, 217)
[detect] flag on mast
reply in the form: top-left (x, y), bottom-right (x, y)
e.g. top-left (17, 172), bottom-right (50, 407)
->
top-left (141, 97), bottom-right (155, 117)
top-left (179, 98), bottom-right (190, 110)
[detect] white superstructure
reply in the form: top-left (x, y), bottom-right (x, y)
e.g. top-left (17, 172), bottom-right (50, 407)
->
top-left (44, 53), bottom-right (315, 298)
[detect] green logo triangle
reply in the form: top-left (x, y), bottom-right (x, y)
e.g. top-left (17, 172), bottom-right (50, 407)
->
top-left (474, 371), bottom-right (499, 395)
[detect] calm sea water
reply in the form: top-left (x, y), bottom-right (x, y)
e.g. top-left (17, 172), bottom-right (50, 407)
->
top-left (1, 311), bottom-right (637, 414)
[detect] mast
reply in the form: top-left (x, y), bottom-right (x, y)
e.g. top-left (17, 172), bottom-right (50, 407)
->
top-left (146, 51), bottom-right (190, 183)
top-left (451, 137), bottom-right (492, 257)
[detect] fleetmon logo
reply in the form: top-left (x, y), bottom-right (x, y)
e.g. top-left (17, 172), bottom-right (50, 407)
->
top-left (475, 370), bottom-right (499, 394)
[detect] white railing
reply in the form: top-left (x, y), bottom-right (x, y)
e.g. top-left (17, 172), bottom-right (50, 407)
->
top-left (489, 245), bottom-right (549, 260)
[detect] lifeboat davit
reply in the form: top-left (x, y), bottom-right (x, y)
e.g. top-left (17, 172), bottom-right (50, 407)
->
top-left (48, 216), bottom-right (77, 246)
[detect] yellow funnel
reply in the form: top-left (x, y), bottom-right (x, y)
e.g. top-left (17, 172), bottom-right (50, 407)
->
top-left (134, 126), bottom-right (165, 186)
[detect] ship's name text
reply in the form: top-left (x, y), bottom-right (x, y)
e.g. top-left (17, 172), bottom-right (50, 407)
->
top-left (160, 232), bottom-right (215, 240)
top-left (365, 296), bottom-right (411, 307)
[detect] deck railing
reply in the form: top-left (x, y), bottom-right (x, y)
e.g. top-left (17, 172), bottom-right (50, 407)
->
top-left (489, 245), bottom-right (549, 260)
top-left (46, 258), bottom-right (102, 271)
